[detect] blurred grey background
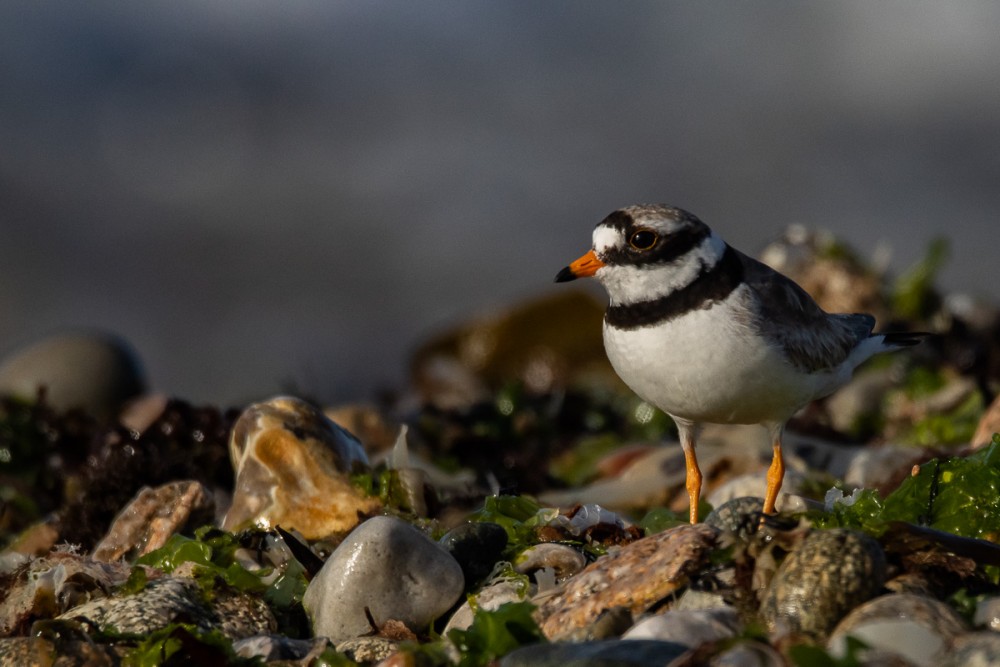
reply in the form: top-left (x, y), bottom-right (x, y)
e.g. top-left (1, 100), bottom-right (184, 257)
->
top-left (2, 1), bottom-right (998, 406)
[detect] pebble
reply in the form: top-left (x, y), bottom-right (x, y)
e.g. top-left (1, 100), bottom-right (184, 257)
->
top-left (514, 543), bottom-right (587, 581)
top-left (533, 523), bottom-right (718, 641)
top-left (443, 579), bottom-right (528, 634)
top-left (622, 607), bottom-right (741, 648)
top-left (222, 396), bottom-right (380, 539)
top-left (439, 521), bottom-right (509, 586)
top-left (705, 470), bottom-right (810, 515)
top-left (58, 575), bottom-right (275, 640)
top-left (233, 634), bottom-right (332, 662)
top-left (499, 639), bottom-right (688, 667)
top-left (710, 641), bottom-right (785, 666)
top-left (942, 632), bottom-right (1000, 667)
top-left (974, 595), bottom-right (1000, 630)
top-left (827, 593), bottom-right (967, 667)
top-left (91, 480), bottom-right (215, 562)
top-left (302, 515), bottom-right (465, 644)
top-left (0, 331), bottom-right (145, 420)
top-left (760, 528), bottom-right (887, 640)
top-left (336, 636), bottom-right (401, 663)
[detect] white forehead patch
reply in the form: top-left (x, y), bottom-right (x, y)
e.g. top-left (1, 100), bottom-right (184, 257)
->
top-left (592, 225), bottom-right (620, 253)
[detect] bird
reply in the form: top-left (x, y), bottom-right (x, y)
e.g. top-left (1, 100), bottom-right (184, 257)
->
top-left (555, 204), bottom-right (923, 524)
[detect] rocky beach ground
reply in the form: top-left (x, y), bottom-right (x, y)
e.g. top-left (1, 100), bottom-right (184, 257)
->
top-left (3, 228), bottom-right (1000, 666)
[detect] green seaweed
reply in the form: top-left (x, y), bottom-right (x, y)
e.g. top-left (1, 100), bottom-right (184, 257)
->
top-left (891, 237), bottom-right (949, 321)
top-left (135, 526), bottom-right (265, 595)
top-left (818, 436), bottom-right (1000, 541)
top-left (445, 601), bottom-right (546, 667)
top-left (123, 623), bottom-right (259, 667)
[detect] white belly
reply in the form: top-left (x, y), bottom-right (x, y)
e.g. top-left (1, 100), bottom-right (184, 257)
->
top-left (603, 290), bottom-right (843, 425)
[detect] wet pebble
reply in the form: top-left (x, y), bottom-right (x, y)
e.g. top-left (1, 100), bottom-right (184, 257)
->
top-left (303, 515), bottom-right (465, 644)
top-left (761, 528), bottom-right (887, 640)
top-left (709, 640), bottom-right (785, 666)
top-left (439, 521), bottom-right (508, 586)
top-left (706, 470), bottom-right (810, 515)
top-left (827, 593), bottom-right (967, 667)
top-left (974, 595), bottom-right (1000, 630)
top-left (622, 607), bottom-right (741, 648)
top-left (222, 396), bottom-right (380, 539)
top-left (0, 331), bottom-right (145, 421)
top-left (336, 636), bottom-right (401, 663)
top-left (514, 543), bottom-right (587, 582)
top-left (499, 639), bottom-right (688, 667)
top-left (703, 496), bottom-right (765, 534)
top-left (58, 575), bottom-right (275, 640)
top-left (534, 523), bottom-right (718, 641)
top-left (942, 632), bottom-right (1000, 667)
top-left (91, 480), bottom-right (215, 562)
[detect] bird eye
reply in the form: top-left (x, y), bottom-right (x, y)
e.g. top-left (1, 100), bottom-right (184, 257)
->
top-left (629, 230), bottom-right (658, 250)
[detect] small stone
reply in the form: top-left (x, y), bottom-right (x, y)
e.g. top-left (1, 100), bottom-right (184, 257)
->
top-left (706, 471), bottom-right (810, 515)
top-left (439, 522), bottom-right (509, 585)
top-left (500, 639), bottom-right (688, 667)
top-left (303, 515), bottom-right (465, 644)
top-left (827, 593), bottom-right (968, 667)
top-left (514, 543), bottom-right (587, 581)
top-left (761, 528), bottom-right (887, 641)
top-left (91, 480), bottom-right (215, 562)
top-left (943, 632), bottom-right (1000, 667)
top-left (443, 579), bottom-right (527, 634)
top-left (534, 523), bottom-right (718, 641)
top-left (709, 640), bottom-right (785, 666)
top-left (57, 576), bottom-right (275, 640)
top-left (233, 634), bottom-right (333, 662)
top-left (222, 396), bottom-right (380, 539)
top-left (704, 496), bottom-right (766, 534)
top-left (974, 595), bottom-right (1000, 630)
top-left (0, 331), bottom-right (146, 421)
top-left (623, 607), bottom-right (741, 648)
top-left (336, 636), bottom-right (401, 663)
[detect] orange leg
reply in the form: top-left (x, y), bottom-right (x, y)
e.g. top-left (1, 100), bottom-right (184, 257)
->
top-left (682, 445), bottom-right (702, 524)
top-left (762, 437), bottom-right (784, 515)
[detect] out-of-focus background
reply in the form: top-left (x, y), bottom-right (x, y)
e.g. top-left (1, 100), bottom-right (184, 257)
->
top-left (2, 2), bottom-right (998, 406)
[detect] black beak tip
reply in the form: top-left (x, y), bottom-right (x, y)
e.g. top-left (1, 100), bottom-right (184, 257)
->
top-left (555, 266), bottom-right (577, 283)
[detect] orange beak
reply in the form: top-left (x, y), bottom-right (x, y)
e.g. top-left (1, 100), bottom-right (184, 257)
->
top-left (555, 250), bottom-right (605, 282)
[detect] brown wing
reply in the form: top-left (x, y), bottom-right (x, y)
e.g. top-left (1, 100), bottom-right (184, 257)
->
top-left (735, 249), bottom-right (875, 372)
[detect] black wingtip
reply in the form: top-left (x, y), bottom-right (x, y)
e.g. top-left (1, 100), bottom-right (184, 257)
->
top-left (554, 266), bottom-right (577, 283)
top-left (882, 331), bottom-right (932, 347)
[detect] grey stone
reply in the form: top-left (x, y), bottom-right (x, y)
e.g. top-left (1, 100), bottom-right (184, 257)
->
top-left (303, 515), bottom-right (465, 643)
top-left (623, 607), bottom-right (741, 648)
top-left (0, 331), bottom-right (145, 420)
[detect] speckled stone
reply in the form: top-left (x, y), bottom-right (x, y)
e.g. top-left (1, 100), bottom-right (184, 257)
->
top-left (57, 575), bottom-right (275, 640)
top-left (942, 632), bottom-right (1000, 667)
top-left (222, 396), bottom-right (380, 539)
top-left (0, 635), bottom-right (127, 666)
top-left (534, 523), bottom-right (718, 641)
top-left (91, 480), bottom-right (215, 562)
top-left (703, 496), bottom-right (765, 534)
top-left (336, 636), bottom-right (401, 663)
top-left (500, 639), bottom-right (688, 667)
top-left (827, 593), bottom-right (967, 667)
top-left (0, 331), bottom-right (145, 421)
top-left (303, 515), bottom-right (465, 644)
top-left (760, 528), bottom-right (887, 640)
